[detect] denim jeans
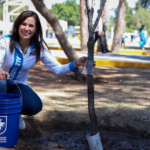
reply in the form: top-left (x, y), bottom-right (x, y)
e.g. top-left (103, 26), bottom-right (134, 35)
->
top-left (94, 31), bottom-right (106, 53)
top-left (141, 37), bottom-right (147, 48)
top-left (0, 79), bottom-right (42, 116)
top-left (0, 79), bottom-right (7, 93)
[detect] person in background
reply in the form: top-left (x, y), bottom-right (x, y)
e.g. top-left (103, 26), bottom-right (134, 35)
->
top-left (94, 10), bottom-right (107, 54)
top-left (0, 10), bottom-right (91, 130)
top-left (139, 25), bottom-right (148, 50)
top-left (49, 28), bottom-right (53, 38)
top-left (102, 24), bottom-right (109, 53)
top-left (139, 25), bottom-right (144, 40)
top-left (121, 31), bottom-right (126, 47)
top-left (131, 34), bottom-right (134, 42)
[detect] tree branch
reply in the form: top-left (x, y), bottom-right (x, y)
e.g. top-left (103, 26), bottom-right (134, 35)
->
top-left (85, 0), bottom-right (106, 136)
top-left (85, 0), bottom-right (90, 12)
top-left (31, 0), bottom-right (79, 62)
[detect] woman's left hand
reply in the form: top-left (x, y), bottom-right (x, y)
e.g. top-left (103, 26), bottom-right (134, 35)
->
top-left (74, 56), bottom-right (96, 68)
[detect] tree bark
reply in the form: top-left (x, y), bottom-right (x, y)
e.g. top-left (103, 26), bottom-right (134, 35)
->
top-left (31, 0), bottom-right (79, 62)
top-left (86, 0), bottom-right (106, 136)
top-left (80, 0), bottom-right (88, 52)
top-left (102, 0), bottom-right (109, 40)
top-left (111, 0), bottom-right (126, 54)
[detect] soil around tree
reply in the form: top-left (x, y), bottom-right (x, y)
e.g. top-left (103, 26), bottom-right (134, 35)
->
top-left (1, 63), bottom-right (150, 150)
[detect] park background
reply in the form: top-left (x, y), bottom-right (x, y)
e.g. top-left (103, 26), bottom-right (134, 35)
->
top-left (0, 0), bottom-right (149, 47)
top-left (0, 0), bottom-right (150, 150)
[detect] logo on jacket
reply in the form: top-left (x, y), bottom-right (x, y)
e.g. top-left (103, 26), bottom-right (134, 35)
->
top-left (29, 49), bottom-right (36, 56)
top-left (0, 116), bottom-right (7, 135)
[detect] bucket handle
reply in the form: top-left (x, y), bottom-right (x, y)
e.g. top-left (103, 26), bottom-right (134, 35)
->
top-left (7, 79), bottom-right (23, 105)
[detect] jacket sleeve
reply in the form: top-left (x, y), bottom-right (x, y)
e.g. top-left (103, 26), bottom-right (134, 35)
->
top-left (40, 48), bottom-right (78, 74)
top-left (0, 37), bottom-right (6, 68)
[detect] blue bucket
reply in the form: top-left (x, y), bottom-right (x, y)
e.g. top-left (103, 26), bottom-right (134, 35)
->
top-left (0, 103), bottom-right (22, 109)
top-left (0, 94), bottom-right (21, 105)
top-left (0, 94), bottom-right (22, 147)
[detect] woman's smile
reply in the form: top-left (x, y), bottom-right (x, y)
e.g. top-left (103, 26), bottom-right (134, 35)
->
top-left (19, 17), bottom-right (37, 41)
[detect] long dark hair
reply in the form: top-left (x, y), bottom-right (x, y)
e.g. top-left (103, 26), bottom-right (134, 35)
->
top-left (9, 10), bottom-right (49, 62)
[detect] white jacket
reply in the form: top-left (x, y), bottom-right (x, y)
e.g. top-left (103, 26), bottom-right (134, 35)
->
top-left (94, 17), bottom-right (103, 32)
top-left (0, 35), bottom-right (78, 85)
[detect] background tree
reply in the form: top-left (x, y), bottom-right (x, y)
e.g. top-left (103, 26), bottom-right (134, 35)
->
top-left (80, 0), bottom-right (88, 51)
top-left (111, 0), bottom-right (126, 54)
top-left (0, 0), bottom-right (5, 21)
top-left (51, 0), bottom-right (79, 26)
top-left (130, 7), bottom-right (150, 33)
top-left (135, 0), bottom-right (142, 10)
top-left (136, 0), bottom-right (150, 9)
top-left (111, 2), bottom-right (133, 33)
top-left (114, 0), bottom-right (150, 33)
top-left (125, 3), bottom-right (134, 32)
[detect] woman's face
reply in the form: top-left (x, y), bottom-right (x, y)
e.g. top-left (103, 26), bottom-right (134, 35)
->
top-left (18, 16), bottom-right (37, 41)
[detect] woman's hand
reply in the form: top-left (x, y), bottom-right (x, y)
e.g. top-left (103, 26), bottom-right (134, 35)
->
top-left (98, 31), bottom-right (101, 36)
top-left (74, 56), bottom-right (96, 68)
top-left (0, 68), bottom-right (10, 80)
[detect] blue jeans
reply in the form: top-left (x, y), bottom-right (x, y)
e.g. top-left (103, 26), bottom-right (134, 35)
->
top-left (141, 37), bottom-right (147, 48)
top-left (0, 79), bottom-right (42, 116)
top-left (94, 31), bottom-right (106, 53)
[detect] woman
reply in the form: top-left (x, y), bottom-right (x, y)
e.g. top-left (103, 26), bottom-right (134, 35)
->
top-left (0, 10), bottom-right (88, 129)
top-left (139, 25), bottom-right (148, 50)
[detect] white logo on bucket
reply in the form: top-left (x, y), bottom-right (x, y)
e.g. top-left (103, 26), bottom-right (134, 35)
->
top-left (0, 116), bottom-right (7, 135)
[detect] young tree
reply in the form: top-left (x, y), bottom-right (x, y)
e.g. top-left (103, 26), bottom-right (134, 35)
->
top-left (86, 0), bottom-right (106, 136)
top-left (32, 0), bottom-right (106, 148)
top-left (111, 0), bottom-right (126, 54)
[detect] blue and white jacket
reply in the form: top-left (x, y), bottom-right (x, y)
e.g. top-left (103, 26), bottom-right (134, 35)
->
top-left (0, 35), bottom-right (78, 85)
top-left (140, 29), bottom-right (148, 39)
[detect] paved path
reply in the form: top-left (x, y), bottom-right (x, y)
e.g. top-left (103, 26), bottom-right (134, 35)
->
top-left (45, 38), bottom-right (150, 68)
top-left (51, 50), bottom-right (150, 68)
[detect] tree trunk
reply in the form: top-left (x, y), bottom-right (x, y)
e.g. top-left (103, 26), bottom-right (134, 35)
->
top-left (31, 0), bottom-right (79, 62)
top-left (102, 0), bottom-right (109, 40)
top-left (80, 0), bottom-right (88, 51)
top-left (86, 0), bottom-right (106, 136)
top-left (111, 0), bottom-right (126, 54)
